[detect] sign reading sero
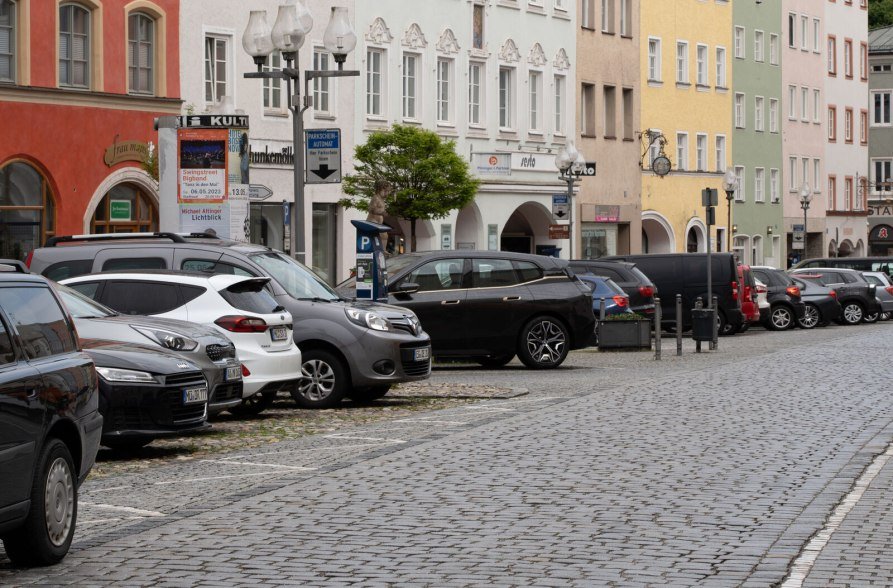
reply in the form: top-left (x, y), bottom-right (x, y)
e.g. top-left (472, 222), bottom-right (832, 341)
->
top-left (305, 129), bottom-right (342, 184)
top-left (549, 224), bottom-right (570, 240)
top-left (109, 199), bottom-right (132, 221)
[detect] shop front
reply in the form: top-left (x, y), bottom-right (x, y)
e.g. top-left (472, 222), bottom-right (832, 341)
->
top-left (869, 203), bottom-right (893, 255)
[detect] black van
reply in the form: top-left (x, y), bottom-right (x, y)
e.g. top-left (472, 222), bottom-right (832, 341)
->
top-left (791, 257), bottom-right (893, 278)
top-left (603, 253), bottom-right (744, 335)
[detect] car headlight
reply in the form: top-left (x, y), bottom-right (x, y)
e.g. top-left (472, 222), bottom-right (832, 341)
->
top-left (345, 308), bottom-right (391, 331)
top-left (96, 367), bottom-right (157, 383)
top-left (132, 326), bottom-right (199, 351)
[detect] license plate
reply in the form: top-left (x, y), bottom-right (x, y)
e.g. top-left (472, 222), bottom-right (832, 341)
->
top-left (271, 326), bottom-right (288, 341)
top-left (413, 347), bottom-right (430, 361)
top-left (225, 365), bottom-right (242, 381)
top-left (183, 386), bottom-right (208, 405)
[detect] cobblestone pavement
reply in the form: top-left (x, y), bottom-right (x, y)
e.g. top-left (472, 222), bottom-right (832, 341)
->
top-left (3, 323), bottom-right (893, 586)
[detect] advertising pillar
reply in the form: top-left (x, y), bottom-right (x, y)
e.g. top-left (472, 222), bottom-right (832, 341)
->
top-left (352, 220), bottom-right (391, 302)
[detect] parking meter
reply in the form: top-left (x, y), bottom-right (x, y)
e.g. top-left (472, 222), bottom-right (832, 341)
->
top-left (351, 220), bottom-right (391, 301)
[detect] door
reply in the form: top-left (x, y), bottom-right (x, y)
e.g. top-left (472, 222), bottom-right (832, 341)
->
top-left (463, 258), bottom-right (531, 355)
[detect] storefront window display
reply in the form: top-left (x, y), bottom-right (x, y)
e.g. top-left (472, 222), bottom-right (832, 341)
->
top-left (0, 161), bottom-right (55, 260)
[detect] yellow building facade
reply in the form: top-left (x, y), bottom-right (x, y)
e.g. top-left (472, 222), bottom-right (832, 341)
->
top-left (640, 0), bottom-right (733, 253)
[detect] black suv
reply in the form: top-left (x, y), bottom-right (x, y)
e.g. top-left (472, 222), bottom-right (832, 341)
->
top-left (789, 268), bottom-right (880, 325)
top-left (569, 260), bottom-right (656, 316)
top-left (0, 265), bottom-right (102, 567)
top-left (750, 267), bottom-right (806, 331)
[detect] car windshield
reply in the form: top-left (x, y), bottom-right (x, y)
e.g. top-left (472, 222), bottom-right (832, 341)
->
top-left (250, 252), bottom-right (340, 301)
top-left (55, 284), bottom-right (117, 318)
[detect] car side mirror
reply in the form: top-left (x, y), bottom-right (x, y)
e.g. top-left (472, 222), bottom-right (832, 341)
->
top-left (393, 282), bottom-right (419, 296)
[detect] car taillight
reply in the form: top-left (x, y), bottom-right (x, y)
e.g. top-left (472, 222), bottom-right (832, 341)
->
top-left (732, 281), bottom-right (739, 301)
top-left (24, 251), bottom-right (33, 268)
top-left (786, 286), bottom-right (801, 298)
top-left (756, 284), bottom-right (768, 294)
top-left (613, 296), bottom-right (628, 307)
top-left (215, 315), bottom-right (268, 333)
top-left (886, 286), bottom-right (893, 296)
top-left (829, 289), bottom-right (837, 299)
top-left (743, 285), bottom-right (753, 302)
top-left (242, 364), bottom-right (251, 377)
top-left (638, 286), bottom-right (654, 298)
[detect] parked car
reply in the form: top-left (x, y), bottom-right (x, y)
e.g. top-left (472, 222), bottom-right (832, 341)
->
top-left (569, 259), bottom-right (656, 316)
top-left (55, 284), bottom-right (243, 416)
top-left (737, 265), bottom-right (760, 330)
top-left (749, 267), bottom-right (806, 331)
top-left (340, 251), bottom-right (594, 369)
top-left (789, 276), bottom-right (841, 329)
top-left (861, 271), bottom-right (893, 321)
top-left (577, 275), bottom-right (634, 318)
top-left (789, 268), bottom-right (880, 325)
top-left (602, 253), bottom-right (744, 335)
top-left (28, 233), bottom-right (431, 408)
top-left (0, 265), bottom-right (102, 567)
top-left (80, 339), bottom-right (210, 451)
top-left (59, 272), bottom-right (301, 414)
top-left (791, 256), bottom-right (893, 278)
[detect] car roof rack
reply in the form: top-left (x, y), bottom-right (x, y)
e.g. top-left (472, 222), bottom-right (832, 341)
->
top-left (45, 232), bottom-right (189, 247)
top-left (0, 259), bottom-right (29, 273)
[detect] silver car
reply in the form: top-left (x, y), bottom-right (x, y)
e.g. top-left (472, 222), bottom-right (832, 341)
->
top-left (55, 284), bottom-right (244, 415)
top-left (863, 271), bottom-right (893, 321)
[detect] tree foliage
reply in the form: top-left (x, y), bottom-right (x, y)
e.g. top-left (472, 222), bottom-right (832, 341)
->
top-left (340, 125), bottom-right (479, 250)
top-left (870, 0), bottom-right (893, 29)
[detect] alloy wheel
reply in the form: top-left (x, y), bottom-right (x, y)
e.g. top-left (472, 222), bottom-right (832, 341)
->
top-left (798, 304), bottom-right (819, 329)
top-left (44, 457), bottom-right (74, 548)
top-left (843, 303), bottom-right (863, 324)
top-left (771, 306), bottom-right (793, 330)
top-left (299, 359), bottom-right (337, 401)
top-left (525, 320), bottom-right (566, 365)
top-left (863, 311), bottom-right (879, 323)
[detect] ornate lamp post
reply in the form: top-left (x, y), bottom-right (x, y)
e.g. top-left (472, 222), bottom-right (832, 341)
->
top-left (722, 168), bottom-right (738, 253)
top-left (555, 143), bottom-right (585, 258)
top-left (799, 182), bottom-right (813, 257)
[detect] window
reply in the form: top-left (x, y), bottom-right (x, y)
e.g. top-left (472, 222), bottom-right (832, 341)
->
top-left (735, 92), bottom-right (745, 128)
top-left (472, 3), bottom-right (484, 49)
top-left (366, 48), bottom-right (383, 116)
top-left (861, 42), bottom-right (868, 80)
top-left (715, 135), bottom-right (726, 172)
top-left (861, 109), bottom-right (868, 144)
top-left (696, 44), bottom-right (708, 86)
top-left (800, 16), bottom-right (808, 50)
top-left (873, 63), bottom-right (893, 73)
top-left (0, 316), bottom-right (14, 365)
top-left (844, 40), bottom-right (853, 78)
top-left (873, 159), bottom-right (893, 192)
top-left (770, 169), bottom-right (779, 202)
top-left (581, 0), bottom-right (595, 28)
top-left (754, 30), bottom-right (764, 62)
top-left (788, 85), bottom-right (797, 119)
top-left (469, 62), bottom-right (483, 126)
top-left (601, 0), bottom-right (614, 33)
top-left (401, 54), bottom-right (418, 119)
top-left (620, 0), bottom-right (630, 36)
top-left (128, 12), bottom-right (154, 94)
top-left (472, 259), bottom-right (520, 288)
top-left (828, 176), bottom-right (837, 210)
top-left (648, 38), bottom-right (661, 82)
top-left (499, 67), bottom-right (514, 129)
top-left (813, 18), bottom-right (821, 52)
top-left (828, 36), bottom-right (837, 75)
top-left (845, 177), bottom-right (853, 210)
top-left (0, 161), bottom-right (57, 260)
top-left (801, 157), bottom-right (809, 189)
top-left (788, 157), bottom-right (798, 191)
top-left (263, 52), bottom-right (283, 112)
top-left (101, 280), bottom-right (183, 315)
top-left (734, 26), bottom-right (745, 59)
top-left (715, 47), bottom-right (726, 88)
top-left (788, 13), bottom-right (796, 48)
top-left (59, 3), bottom-right (90, 88)
top-left (581, 82), bottom-right (595, 135)
top-left (1, 287), bottom-right (76, 358)
top-left (603, 84), bottom-right (616, 137)
top-left (676, 132), bottom-right (688, 171)
top-left (696, 133), bottom-right (707, 171)
top-left (769, 33), bottom-right (779, 65)
top-left (734, 166), bottom-right (745, 202)
top-left (554, 74), bottom-right (565, 135)
top-left (769, 98), bottom-right (779, 133)
top-left (814, 159), bottom-right (821, 194)
top-left (676, 41), bottom-right (689, 84)
top-left (0, 0), bottom-right (14, 82)
top-left (844, 108), bottom-right (853, 143)
top-left (204, 35), bottom-right (228, 104)
top-left (813, 89), bottom-right (821, 123)
top-left (622, 87), bottom-right (633, 139)
top-left (528, 71), bottom-right (542, 132)
top-left (436, 57), bottom-right (452, 124)
top-left (313, 51), bottom-right (330, 115)
top-left (409, 260), bottom-right (465, 291)
top-left (828, 105), bottom-right (837, 141)
top-left (181, 260), bottom-right (253, 276)
top-left (755, 96), bottom-right (764, 131)
top-left (801, 87), bottom-right (809, 122)
top-left (873, 91), bottom-right (892, 126)
top-left (648, 130), bottom-right (661, 168)
top-left (754, 168), bottom-right (765, 203)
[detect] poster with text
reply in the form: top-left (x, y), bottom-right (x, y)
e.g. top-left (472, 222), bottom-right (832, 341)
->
top-left (178, 128), bottom-right (228, 202)
top-left (228, 184), bottom-right (250, 243)
top-left (178, 203), bottom-right (229, 237)
top-left (228, 129), bottom-right (250, 186)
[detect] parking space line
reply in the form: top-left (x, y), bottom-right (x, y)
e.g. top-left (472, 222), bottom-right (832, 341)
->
top-left (152, 472), bottom-right (293, 485)
top-left (199, 460), bottom-right (316, 471)
top-left (220, 441), bottom-right (406, 461)
top-left (323, 434), bottom-right (407, 443)
top-left (78, 517), bottom-right (129, 525)
top-left (393, 418), bottom-right (468, 425)
top-left (79, 503), bottom-right (165, 517)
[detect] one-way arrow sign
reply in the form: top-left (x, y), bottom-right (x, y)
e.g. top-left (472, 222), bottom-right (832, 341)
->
top-left (305, 129), bottom-right (342, 184)
top-left (311, 164), bottom-right (337, 180)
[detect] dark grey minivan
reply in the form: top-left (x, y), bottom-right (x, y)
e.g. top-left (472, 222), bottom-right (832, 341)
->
top-left (28, 233), bottom-right (432, 409)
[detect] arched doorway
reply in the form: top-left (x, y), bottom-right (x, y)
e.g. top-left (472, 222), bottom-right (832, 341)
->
top-left (828, 240), bottom-right (838, 257)
top-left (733, 235), bottom-right (750, 264)
top-left (90, 183), bottom-right (158, 233)
top-left (838, 239), bottom-right (854, 257)
top-left (641, 212), bottom-right (674, 253)
top-left (382, 215), bottom-right (435, 254)
top-left (0, 160), bottom-right (56, 260)
top-left (455, 202), bottom-right (482, 250)
top-left (501, 202), bottom-right (553, 254)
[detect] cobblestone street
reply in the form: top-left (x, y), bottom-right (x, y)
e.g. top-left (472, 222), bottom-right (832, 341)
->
top-left (3, 323), bottom-right (893, 586)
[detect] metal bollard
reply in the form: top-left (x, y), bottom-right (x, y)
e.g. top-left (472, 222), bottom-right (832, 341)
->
top-left (599, 297), bottom-right (607, 321)
top-left (676, 294), bottom-right (683, 356)
top-left (711, 295), bottom-right (719, 351)
top-left (654, 296), bottom-right (662, 360)
top-left (695, 297), bottom-right (703, 353)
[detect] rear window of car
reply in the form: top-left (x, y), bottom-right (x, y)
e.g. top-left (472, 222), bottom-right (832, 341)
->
top-left (44, 259), bottom-right (94, 281)
top-left (0, 316), bottom-right (15, 364)
top-left (101, 281), bottom-right (182, 315)
top-left (514, 261), bottom-right (543, 283)
top-left (102, 257), bottom-right (166, 272)
top-left (180, 284), bottom-right (207, 305)
top-left (865, 275), bottom-right (883, 286)
top-left (218, 281), bottom-right (280, 314)
top-left (0, 286), bottom-right (77, 359)
top-left (182, 259), bottom-right (255, 276)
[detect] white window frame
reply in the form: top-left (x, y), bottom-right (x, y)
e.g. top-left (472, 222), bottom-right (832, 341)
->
top-left (754, 30), bottom-right (764, 63)
top-left (789, 157), bottom-right (797, 191)
top-left (696, 133), bottom-right (707, 171)
top-left (769, 33), bottom-right (779, 65)
top-left (696, 44), bottom-right (708, 86)
top-left (770, 168), bottom-right (779, 202)
top-left (676, 132), bottom-right (688, 171)
top-left (715, 135), bottom-right (726, 173)
top-left (601, 0), bottom-right (614, 33)
top-left (813, 159), bottom-right (821, 194)
top-left (436, 57), bottom-right (454, 125)
top-left (734, 165), bottom-right (746, 202)
top-left (619, 0), bottom-right (630, 36)
top-left (365, 48), bottom-right (386, 118)
top-left (312, 49), bottom-right (332, 117)
top-left (715, 46), bottom-right (726, 88)
top-left (262, 51), bottom-right (284, 115)
top-left (648, 128), bottom-right (662, 168)
top-left (872, 90), bottom-right (892, 127)
top-left (553, 73), bottom-right (565, 136)
top-left (872, 158), bottom-right (893, 194)
top-left (735, 92), bottom-right (745, 129)
top-left (499, 66), bottom-right (515, 131)
top-left (755, 167), bottom-right (765, 202)
top-left (800, 86), bottom-right (809, 123)
top-left (788, 85), bottom-right (796, 120)
top-left (813, 18), bottom-right (821, 53)
top-left (769, 98), bottom-right (779, 133)
top-left (800, 15), bottom-right (808, 51)
top-left (648, 37), bottom-right (662, 82)
top-left (528, 69), bottom-right (542, 134)
top-left (204, 33), bottom-right (230, 106)
top-left (402, 52), bottom-right (419, 121)
top-left (813, 88), bottom-right (821, 123)
top-left (468, 61), bottom-right (484, 128)
top-left (734, 26), bottom-right (745, 59)
top-left (0, 0), bottom-right (15, 83)
top-left (755, 96), bottom-right (764, 132)
top-left (676, 40), bottom-right (689, 84)
top-left (788, 13), bottom-right (796, 48)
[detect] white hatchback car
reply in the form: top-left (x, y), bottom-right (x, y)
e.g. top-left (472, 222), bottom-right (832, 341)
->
top-left (60, 271), bottom-right (302, 415)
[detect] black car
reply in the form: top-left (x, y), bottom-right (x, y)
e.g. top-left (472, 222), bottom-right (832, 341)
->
top-left (749, 267), bottom-right (807, 331)
top-left (569, 259), bottom-right (656, 316)
top-left (789, 268), bottom-right (881, 325)
top-left (789, 276), bottom-right (841, 329)
top-left (81, 340), bottom-right (210, 451)
top-left (0, 265), bottom-right (102, 567)
top-left (346, 251), bottom-right (594, 369)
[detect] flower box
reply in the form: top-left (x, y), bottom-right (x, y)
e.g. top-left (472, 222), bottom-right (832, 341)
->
top-left (596, 319), bottom-right (652, 350)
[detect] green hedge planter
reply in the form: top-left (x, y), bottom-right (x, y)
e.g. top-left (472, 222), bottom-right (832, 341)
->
top-left (596, 319), bottom-right (652, 350)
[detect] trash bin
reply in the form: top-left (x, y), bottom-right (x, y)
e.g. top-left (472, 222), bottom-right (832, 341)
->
top-left (691, 308), bottom-right (715, 342)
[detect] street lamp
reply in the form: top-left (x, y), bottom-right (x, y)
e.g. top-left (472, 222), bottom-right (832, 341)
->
top-left (242, 4), bottom-right (359, 264)
top-left (799, 182), bottom-right (812, 257)
top-left (722, 167), bottom-right (738, 253)
top-left (555, 143), bottom-right (585, 258)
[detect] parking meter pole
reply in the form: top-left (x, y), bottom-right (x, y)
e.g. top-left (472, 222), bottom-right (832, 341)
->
top-left (654, 296), bottom-right (661, 360)
top-left (351, 220), bottom-right (391, 302)
top-left (695, 297), bottom-right (703, 353)
top-left (676, 294), bottom-right (683, 356)
top-left (599, 297), bottom-right (606, 321)
top-left (711, 295), bottom-right (719, 350)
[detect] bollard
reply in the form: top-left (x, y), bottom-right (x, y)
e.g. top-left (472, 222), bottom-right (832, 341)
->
top-left (695, 297), bottom-right (703, 353)
top-left (654, 296), bottom-right (662, 360)
top-left (711, 295), bottom-right (719, 351)
top-left (676, 294), bottom-right (683, 356)
top-left (599, 297), bottom-right (607, 321)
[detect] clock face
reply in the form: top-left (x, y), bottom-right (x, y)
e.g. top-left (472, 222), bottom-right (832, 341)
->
top-left (652, 156), bottom-right (671, 177)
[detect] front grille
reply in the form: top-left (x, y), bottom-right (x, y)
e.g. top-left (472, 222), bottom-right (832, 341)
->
top-left (400, 343), bottom-right (431, 377)
top-left (164, 371), bottom-right (207, 387)
top-left (212, 381), bottom-right (242, 404)
top-left (389, 316), bottom-right (420, 336)
top-left (206, 343), bottom-right (237, 362)
top-left (167, 389), bottom-right (207, 423)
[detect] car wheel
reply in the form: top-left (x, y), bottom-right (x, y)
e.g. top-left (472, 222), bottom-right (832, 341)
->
top-left (293, 349), bottom-right (349, 408)
top-left (717, 311), bottom-right (734, 336)
top-left (881, 312), bottom-right (892, 321)
top-left (841, 302), bottom-right (864, 325)
top-left (2, 439), bottom-right (77, 567)
top-left (349, 384), bottom-right (392, 403)
top-left (768, 305), bottom-right (794, 331)
top-left (863, 311), bottom-right (880, 323)
top-left (736, 322), bottom-right (750, 333)
top-left (474, 354), bottom-right (515, 368)
top-left (798, 304), bottom-right (821, 329)
top-left (517, 317), bottom-right (570, 369)
top-left (102, 438), bottom-right (152, 452)
top-left (229, 391), bottom-right (277, 417)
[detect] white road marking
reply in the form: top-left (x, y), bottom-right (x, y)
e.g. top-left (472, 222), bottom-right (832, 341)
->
top-left (78, 518), bottom-right (127, 525)
top-left (199, 459), bottom-right (316, 471)
top-left (393, 418), bottom-right (467, 425)
top-left (79, 503), bottom-right (165, 517)
top-left (220, 441), bottom-right (406, 460)
top-left (152, 472), bottom-right (293, 485)
top-left (781, 442), bottom-right (893, 587)
top-left (84, 486), bottom-right (128, 493)
top-left (462, 406), bottom-right (515, 412)
top-left (323, 434), bottom-right (407, 443)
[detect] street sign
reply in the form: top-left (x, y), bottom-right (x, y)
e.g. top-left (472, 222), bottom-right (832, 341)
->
top-left (552, 194), bottom-right (569, 219)
top-left (549, 224), bottom-right (570, 240)
top-left (248, 184), bottom-right (273, 201)
top-left (305, 129), bottom-right (342, 184)
top-left (581, 161), bottom-right (597, 176)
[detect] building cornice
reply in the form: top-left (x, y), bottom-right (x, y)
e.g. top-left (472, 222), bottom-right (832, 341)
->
top-left (0, 84), bottom-right (183, 114)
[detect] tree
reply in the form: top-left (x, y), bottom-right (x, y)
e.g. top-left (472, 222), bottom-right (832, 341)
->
top-left (340, 125), bottom-right (479, 252)
top-left (870, 0), bottom-right (893, 29)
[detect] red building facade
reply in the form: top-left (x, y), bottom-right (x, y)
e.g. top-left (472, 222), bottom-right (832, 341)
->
top-left (0, 0), bottom-right (180, 260)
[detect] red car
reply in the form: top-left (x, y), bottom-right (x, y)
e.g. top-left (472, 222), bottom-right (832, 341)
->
top-left (737, 264), bottom-right (760, 330)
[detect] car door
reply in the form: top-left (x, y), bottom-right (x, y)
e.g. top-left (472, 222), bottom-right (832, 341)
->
top-left (97, 279), bottom-right (188, 319)
top-left (462, 258), bottom-right (532, 355)
top-left (390, 258), bottom-right (468, 354)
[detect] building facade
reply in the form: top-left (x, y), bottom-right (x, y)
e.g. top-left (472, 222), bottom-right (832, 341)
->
top-left (0, 0), bottom-right (181, 261)
top-left (867, 25), bottom-right (893, 255)
top-left (576, 0), bottom-right (641, 257)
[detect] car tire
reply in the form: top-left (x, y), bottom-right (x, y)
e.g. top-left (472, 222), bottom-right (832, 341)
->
top-left (863, 311), bottom-right (880, 323)
top-left (841, 301), bottom-right (865, 325)
top-left (881, 312), bottom-right (891, 321)
top-left (767, 305), bottom-right (795, 331)
top-left (736, 322), bottom-right (750, 334)
top-left (717, 311), bottom-right (734, 336)
top-left (798, 304), bottom-right (821, 329)
top-left (103, 438), bottom-right (152, 452)
top-left (229, 391), bottom-right (277, 417)
top-left (293, 349), bottom-right (349, 409)
top-left (474, 354), bottom-right (515, 368)
top-left (517, 316), bottom-right (570, 369)
top-left (2, 439), bottom-right (77, 567)
top-left (349, 384), bottom-right (392, 403)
